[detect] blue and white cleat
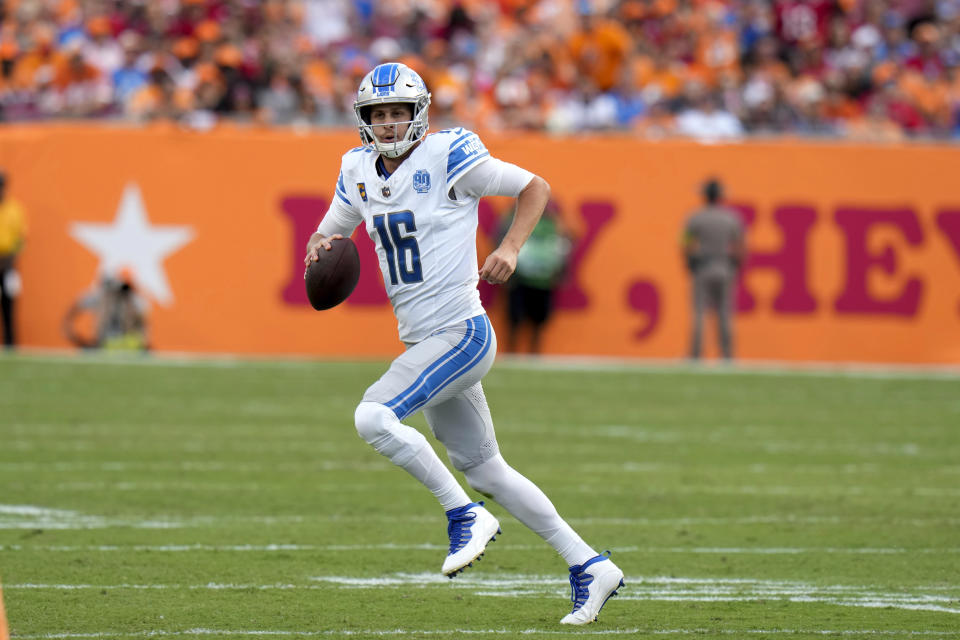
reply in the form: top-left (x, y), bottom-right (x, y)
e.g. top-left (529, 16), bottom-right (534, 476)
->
top-left (441, 501), bottom-right (500, 577)
top-left (559, 551), bottom-right (625, 625)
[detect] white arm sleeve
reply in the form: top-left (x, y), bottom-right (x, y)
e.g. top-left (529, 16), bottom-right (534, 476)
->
top-left (316, 197), bottom-right (363, 238)
top-left (453, 157), bottom-right (535, 199)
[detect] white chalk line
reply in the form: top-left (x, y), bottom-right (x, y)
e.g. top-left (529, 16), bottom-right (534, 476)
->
top-left (7, 573), bottom-right (960, 616)
top-left (22, 484), bottom-right (960, 497)
top-left (503, 424), bottom-right (957, 460)
top-left (1, 440), bottom-right (365, 455)
top-left (10, 629), bottom-right (960, 639)
top-left (3, 543), bottom-right (959, 555)
top-left (7, 347), bottom-right (960, 380)
top-left (8, 460), bottom-right (956, 476)
top-left (316, 573), bottom-right (960, 615)
top-left (4, 505), bottom-right (960, 530)
top-left (564, 426), bottom-right (957, 460)
top-left (9, 347), bottom-right (960, 380)
top-left (15, 481), bottom-right (399, 493)
top-left (7, 434), bottom-right (955, 461)
top-left (497, 354), bottom-right (960, 381)
top-left (6, 473), bottom-right (960, 495)
top-left (0, 461), bottom-right (379, 473)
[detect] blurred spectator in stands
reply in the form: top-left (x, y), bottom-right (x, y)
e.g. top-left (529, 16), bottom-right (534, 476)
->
top-left (568, 8), bottom-right (632, 93)
top-left (676, 85), bottom-right (745, 140)
top-left (1, 0), bottom-right (960, 139)
top-left (683, 178), bottom-right (746, 361)
top-left (52, 38), bottom-right (112, 117)
top-left (82, 16), bottom-right (122, 77)
top-left (11, 22), bottom-right (58, 94)
top-left (259, 66), bottom-right (304, 125)
top-left (0, 170), bottom-right (27, 349)
top-left (741, 34), bottom-right (799, 133)
top-left (844, 90), bottom-right (908, 140)
top-left (110, 32), bottom-right (147, 108)
top-left (63, 271), bottom-right (149, 352)
top-left (502, 200), bottom-right (571, 355)
top-left (774, 0), bottom-right (836, 48)
top-left (128, 66), bottom-right (188, 122)
top-left (634, 100), bottom-right (678, 138)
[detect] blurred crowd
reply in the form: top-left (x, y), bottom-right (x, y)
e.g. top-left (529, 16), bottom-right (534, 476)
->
top-left (1, 0), bottom-right (960, 140)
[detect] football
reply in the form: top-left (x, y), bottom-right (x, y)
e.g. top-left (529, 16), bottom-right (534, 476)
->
top-left (304, 237), bottom-right (361, 310)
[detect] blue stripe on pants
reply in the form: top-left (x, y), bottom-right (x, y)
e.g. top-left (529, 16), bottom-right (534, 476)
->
top-left (385, 316), bottom-right (491, 420)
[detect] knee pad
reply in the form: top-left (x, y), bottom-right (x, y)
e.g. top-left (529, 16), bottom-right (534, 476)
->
top-left (354, 401), bottom-right (428, 465)
top-left (354, 402), bottom-right (396, 444)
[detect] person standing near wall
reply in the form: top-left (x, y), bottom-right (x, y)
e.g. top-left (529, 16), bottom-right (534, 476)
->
top-left (503, 200), bottom-right (572, 354)
top-left (683, 178), bottom-right (745, 360)
top-left (63, 271), bottom-right (150, 351)
top-left (0, 170), bottom-right (27, 349)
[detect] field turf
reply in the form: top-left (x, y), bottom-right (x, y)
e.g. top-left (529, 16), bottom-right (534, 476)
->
top-left (1, 352), bottom-right (959, 639)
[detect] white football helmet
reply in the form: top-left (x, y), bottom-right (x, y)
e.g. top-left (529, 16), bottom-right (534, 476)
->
top-left (354, 63), bottom-right (431, 159)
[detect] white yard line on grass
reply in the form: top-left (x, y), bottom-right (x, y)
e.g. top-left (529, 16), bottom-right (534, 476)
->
top-left (11, 461), bottom-right (955, 475)
top-left (3, 543), bottom-right (959, 555)
top-left (0, 461), bottom-right (377, 473)
top-left (6, 574), bottom-right (960, 615)
top-left (10, 630), bottom-right (960, 639)
top-left (7, 348), bottom-right (960, 381)
top-left (497, 354), bottom-right (960, 380)
top-left (7, 481), bottom-right (959, 497)
top-left (4, 505), bottom-right (960, 530)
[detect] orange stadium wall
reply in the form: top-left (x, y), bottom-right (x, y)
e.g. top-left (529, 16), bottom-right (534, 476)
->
top-left (2, 124), bottom-right (960, 364)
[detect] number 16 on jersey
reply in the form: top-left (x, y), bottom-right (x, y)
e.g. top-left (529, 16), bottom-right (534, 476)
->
top-left (373, 211), bottom-right (423, 285)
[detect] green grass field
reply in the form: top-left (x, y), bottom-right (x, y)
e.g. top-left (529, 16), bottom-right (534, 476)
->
top-left (1, 352), bottom-right (959, 639)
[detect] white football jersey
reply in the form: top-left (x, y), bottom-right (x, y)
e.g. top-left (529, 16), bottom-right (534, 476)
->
top-left (319, 128), bottom-right (505, 343)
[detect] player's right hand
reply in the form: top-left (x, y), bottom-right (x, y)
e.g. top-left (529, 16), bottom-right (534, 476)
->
top-left (479, 246), bottom-right (518, 285)
top-left (304, 234), bottom-right (344, 266)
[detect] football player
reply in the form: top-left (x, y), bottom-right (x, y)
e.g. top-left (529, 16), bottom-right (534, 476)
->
top-left (304, 63), bottom-right (623, 625)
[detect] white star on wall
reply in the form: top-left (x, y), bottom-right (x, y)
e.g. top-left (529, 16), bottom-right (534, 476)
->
top-left (70, 183), bottom-right (195, 306)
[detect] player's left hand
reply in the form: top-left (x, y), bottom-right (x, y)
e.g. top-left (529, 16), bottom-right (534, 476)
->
top-left (479, 247), bottom-right (517, 285)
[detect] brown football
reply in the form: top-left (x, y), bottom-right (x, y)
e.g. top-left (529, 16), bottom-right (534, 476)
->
top-left (304, 237), bottom-right (361, 310)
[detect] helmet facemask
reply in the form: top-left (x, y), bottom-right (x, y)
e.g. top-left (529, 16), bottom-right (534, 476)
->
top-left (354, 63), bottom-right (431, 159)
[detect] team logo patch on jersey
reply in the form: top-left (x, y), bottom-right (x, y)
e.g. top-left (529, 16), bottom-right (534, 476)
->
top-left (413, 170), bottom-right (431, 194)
top-left (381, 186), bottom-right (391, 197)
top-left (357, 183), bottom-right (368, 202)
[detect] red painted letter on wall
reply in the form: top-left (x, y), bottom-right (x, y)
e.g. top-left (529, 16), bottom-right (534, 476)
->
top-left (936, 210), bottom-right (960, 315)
top-left (555, 201), bottom-right (616, 310)
top-left (280, 196), bottom-right (327, 306)
top-left (834, 208), bottom-right (923, 316)
top-left (735, 204), bottom-right (818, 313)
top-left (280, 195), bottom-right (388, 307)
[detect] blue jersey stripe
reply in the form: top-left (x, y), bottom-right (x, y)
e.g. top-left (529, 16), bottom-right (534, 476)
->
top-left (385, 316), bottom-right (491, 420)
top-left (448, 151), bottom-right (490, 181)
top-left (395, 317), bottom-right (491, 419)
top-left (400, 316), bottom-right (492, 418)
top-left (385, 320), bottom-right (476, 417)
top-left (336, 173), bottom-right (352, 205)
top-left (448, 131), bottom-right (473, 151)
top-left (446, 134), bottom-right (479, 174)
top-left (385, 321), bottom-right (477, 419)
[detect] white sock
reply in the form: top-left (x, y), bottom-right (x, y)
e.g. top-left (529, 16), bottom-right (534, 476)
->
top-left (464, 454), bottom-right (596, 566)
top-left (403, 442), bottom-right (472, 512)
top-left (355, 401), bottom-right (471, 512)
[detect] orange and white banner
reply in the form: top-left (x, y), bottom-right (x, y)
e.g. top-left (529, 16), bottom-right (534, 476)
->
top-left (3, 124), bottom-right (960, 363)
